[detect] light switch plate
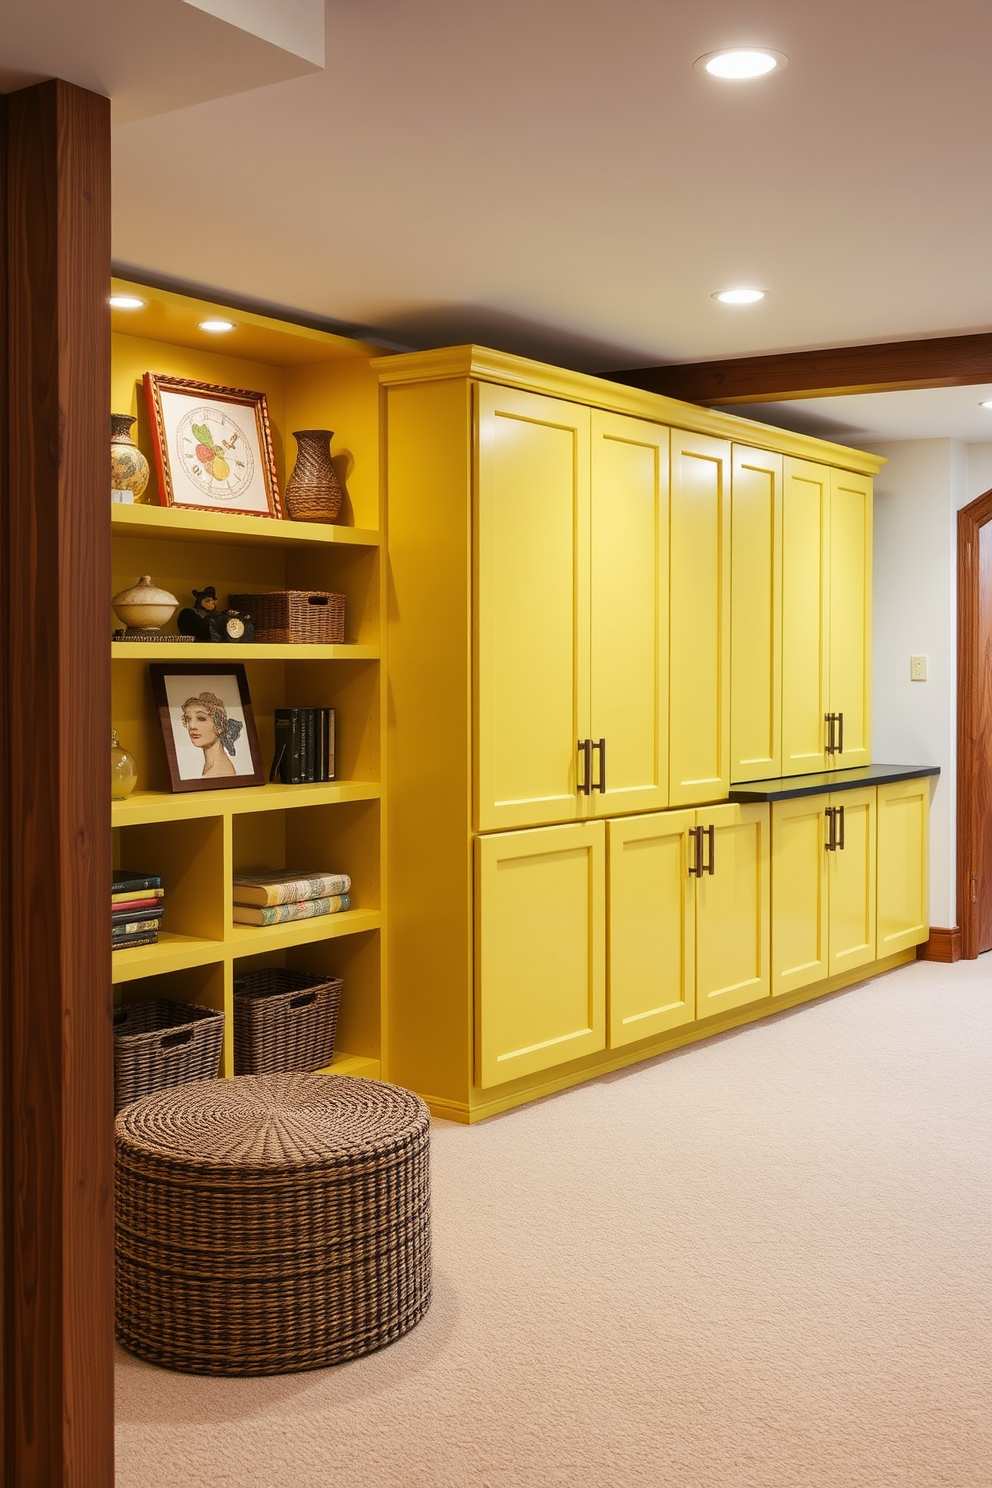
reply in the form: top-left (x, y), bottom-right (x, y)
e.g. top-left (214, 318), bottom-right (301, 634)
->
top-left (910, 655), bottom-right (928, 681)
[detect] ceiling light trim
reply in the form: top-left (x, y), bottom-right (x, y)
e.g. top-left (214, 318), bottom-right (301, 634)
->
top-left (695, 48), bottom-right (788, 80)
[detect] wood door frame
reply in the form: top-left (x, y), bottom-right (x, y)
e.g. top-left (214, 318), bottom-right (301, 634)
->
top-left (957, 488), bottom-right (992, 959)
top-left (1, 80), bottom-right (114, 1487)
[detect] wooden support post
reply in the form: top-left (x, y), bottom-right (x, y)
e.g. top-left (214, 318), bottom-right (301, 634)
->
top-left (1, 79), bottom-right (114, 1487)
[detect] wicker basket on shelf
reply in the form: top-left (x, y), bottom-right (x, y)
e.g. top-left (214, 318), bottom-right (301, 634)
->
top-left (233, 968), bottom-right (343, 1075)
top-left (113, 1000), bottom-right (225, 1112)
top-left (229, 589), bottom-right (345, 644)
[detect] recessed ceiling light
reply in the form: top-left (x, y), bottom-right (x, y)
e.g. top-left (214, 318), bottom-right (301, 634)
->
top-left (696, 48), bottom-right (787, 79)
top-left (199, 319), bottom-right (236, 333)
top-left (109, 294), bottom-right (145, 310)
top-left (713, 288), bottom-right (766, 305)
top-left (979, 399), bottom-right (992, 410)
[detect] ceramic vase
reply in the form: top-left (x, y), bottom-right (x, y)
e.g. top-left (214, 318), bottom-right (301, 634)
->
top-left (285, 429), bottom-right (343, 523)
top-left (110, 413), bottom-right (150, 503)
top-left (112, 575), bottom-right (178, 632)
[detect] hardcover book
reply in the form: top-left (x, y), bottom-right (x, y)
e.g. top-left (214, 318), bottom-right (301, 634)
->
top-left (112, 917), bottom-right (164, 938)
top-left (111, 932), bottom-right (159, 950)
top-left (232, 894), bottom-right (350, 927)
top-left (232, 871), bottom-right (352, 907)
top-left (112, 890), bottom-right (165, 909)
top-left (112, 872), bottom-right (163, 893)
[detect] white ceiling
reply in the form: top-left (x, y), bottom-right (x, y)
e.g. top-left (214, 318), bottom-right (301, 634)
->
top-left (6, 0), bottom-right (992, 380)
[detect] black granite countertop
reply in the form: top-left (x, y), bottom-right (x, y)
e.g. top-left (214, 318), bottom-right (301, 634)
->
top-left (728, 763), bottom-right (940, 803)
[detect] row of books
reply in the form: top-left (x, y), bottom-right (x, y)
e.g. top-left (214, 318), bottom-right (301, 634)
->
top-left (113, 872), bottom-right (164, 951)
top-left (232, 869), bottom-right (352, 927)
top-left (271, 707), bottom-right (336, 785)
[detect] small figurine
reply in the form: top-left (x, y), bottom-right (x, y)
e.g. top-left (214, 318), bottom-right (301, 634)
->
top-left (177, 586), bottom-right (255, 644)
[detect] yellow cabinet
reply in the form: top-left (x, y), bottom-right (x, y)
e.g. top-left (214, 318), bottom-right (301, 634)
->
top-left (695, 802), bottom-right (770, 1017)
top-left (781, 458), bottom-right (830, 775)
top-left (731, 446), bottom-right (783, 782)
top-left (589, 412), bottom-right (670, 818)
top-left (476, 383), bottom-right (591, 832)
top-left (828, 787), bottom-right (876, 975)
top-left (475, 821), bottom-right (606, 1088)
top-left (876, 778), bottom-right (930, 955)
top-left (781, 459), bottom-right (872, 775)
top-left (608, 810), bottom-right (695, 1047)
top-left (770, 794), bottom-right (830, 996)
top-left (669, 430), bottom-right (732, 805)
top-left (771, 786), bottom-right (876, 997)
top-left (826, 470), bottom-right (872, 769)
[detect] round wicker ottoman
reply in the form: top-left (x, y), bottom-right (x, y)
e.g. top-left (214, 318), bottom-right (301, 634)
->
top-left (114, 1072), bottom-right (431, 1376)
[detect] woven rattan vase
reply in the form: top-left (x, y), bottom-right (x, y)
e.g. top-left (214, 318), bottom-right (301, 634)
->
top-left (285, 429), bottom-right (343, 523)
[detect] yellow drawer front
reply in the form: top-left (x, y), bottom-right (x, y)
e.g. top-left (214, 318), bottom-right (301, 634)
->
top-left (475, 822), bottom-right (606, 1088)
top-left (876, 779), bottom-right (930, 955)
top-left (607, 811), bottom-right (695, 1048)
top-left (771, 795), bottom-right (829, 997)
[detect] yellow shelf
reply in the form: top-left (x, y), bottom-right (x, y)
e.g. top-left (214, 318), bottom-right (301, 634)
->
top-left (230, 907), bottom-right (381, 953)
top-left (316, 1051), bottom-right (381, 1080)
top-left (111, 502), bottom-right (380, 550)
top-left (112, 932), bottom-right (224, 982)
top-left (112, 641), bottom-right (379, 661)
top-left (113, 780), bottom-right (380, 826)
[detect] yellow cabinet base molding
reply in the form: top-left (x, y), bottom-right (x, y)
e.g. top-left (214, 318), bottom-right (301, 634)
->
top-left (426, 950), bottom-right (916, 1124)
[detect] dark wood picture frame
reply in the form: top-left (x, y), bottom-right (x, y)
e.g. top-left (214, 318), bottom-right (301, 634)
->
top-left (150, 662), bottom-right (265, 792)
top-left (143, 371), bottom-right (283, 518)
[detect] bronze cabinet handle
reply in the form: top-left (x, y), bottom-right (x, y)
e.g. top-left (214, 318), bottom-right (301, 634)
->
top-left (704, 824), bottom-right (716, 875)
top-left (592, 738), bottom-right (607, 793)
top-left (825, 806), bottom-right (836, 850)
top-left (824, 713), bottom-right (838, 754)
top-left (837, 803), bottom-right (845, 850)
top-left (688, 826), bottom-right (703, 877)
top-left (837, 712), bottom-right (844, 755)
top-left (577, 739), bottom-right (593, 795)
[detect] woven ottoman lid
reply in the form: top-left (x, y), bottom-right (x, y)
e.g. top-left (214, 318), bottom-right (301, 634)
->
top-left (115, 1072), bottom-right (429, 1174)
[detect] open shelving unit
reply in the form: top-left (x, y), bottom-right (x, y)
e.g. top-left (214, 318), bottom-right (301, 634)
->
top-left (110, 277), bottom-right (387, 1082)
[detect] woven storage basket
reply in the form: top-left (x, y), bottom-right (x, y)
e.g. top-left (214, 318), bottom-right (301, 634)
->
top-left (113, 1000), bottom-right (224, 1112)
top-left (115, 1072), bottom-right (432, 1374)
top-left (233, 967), bottom-right (342, 1075)
top-left (229, 589), bottom-right (345, 644)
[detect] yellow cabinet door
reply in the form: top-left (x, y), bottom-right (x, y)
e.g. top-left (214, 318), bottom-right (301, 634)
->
top-left (731, 446), bottom-right (783, 782)
top-left (827, 786), bottom-right (876, 975)
top-left (771, 794), bottom-right (829, 997)
top-left (607, 811), bottom-right (695, 1048)
top-left (669, 430), bottom-right (731, 806)
top-left (781, 457), bottom-right (829, 775)
top-left (876, 779), bottom-right (930, 956)
top-left (589, 412), bottom-right (669, 817)
top-left (827, 470), bottom-right (872, 769)
top-left (475, 384), bottom-right (590, 832)
top-left (475, 822), bottom-right (606, 1088)
top-left (695, 802), bottom-right (770, 1018)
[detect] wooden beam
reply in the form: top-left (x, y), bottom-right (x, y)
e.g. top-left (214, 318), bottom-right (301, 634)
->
top-left (2, 80), bottom-right (114, 1488)
top-left (610, 332), bottom-right (992, 405)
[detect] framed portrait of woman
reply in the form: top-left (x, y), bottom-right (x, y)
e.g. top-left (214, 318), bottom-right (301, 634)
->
top-left (143, 373), bottom-right (283, 518)
top-left (150, 663), bottom-right (265, 792)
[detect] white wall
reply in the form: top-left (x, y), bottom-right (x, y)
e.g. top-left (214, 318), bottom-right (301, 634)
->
top-left (865, 439), bottom-right (967, 925)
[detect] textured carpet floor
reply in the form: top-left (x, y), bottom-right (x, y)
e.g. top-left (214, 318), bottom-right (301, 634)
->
top-left (115, 957), bottom-right (992, 1488)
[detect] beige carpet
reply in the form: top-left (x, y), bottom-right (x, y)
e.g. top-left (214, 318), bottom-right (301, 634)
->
top-left (115, 957), bottom-right (992, 1488)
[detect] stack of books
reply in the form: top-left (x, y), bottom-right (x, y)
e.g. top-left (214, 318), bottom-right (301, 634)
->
top-left (232, 870), bottom-right (351, 927)
top-left (113, 872), bottom-right (165, 951)
top-left (271, 707), bottom-right (335, 785)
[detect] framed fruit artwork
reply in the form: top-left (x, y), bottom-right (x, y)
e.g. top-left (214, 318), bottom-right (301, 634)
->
top-left (143, 372), bottom-right (283, 518)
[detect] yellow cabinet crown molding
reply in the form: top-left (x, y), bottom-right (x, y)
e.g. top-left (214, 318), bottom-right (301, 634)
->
top-left (372, 345), bottom-right (885, 476)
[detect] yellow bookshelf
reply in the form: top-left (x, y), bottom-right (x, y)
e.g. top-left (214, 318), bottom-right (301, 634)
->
top-left (111, 279), bottom-right (387, 1082)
